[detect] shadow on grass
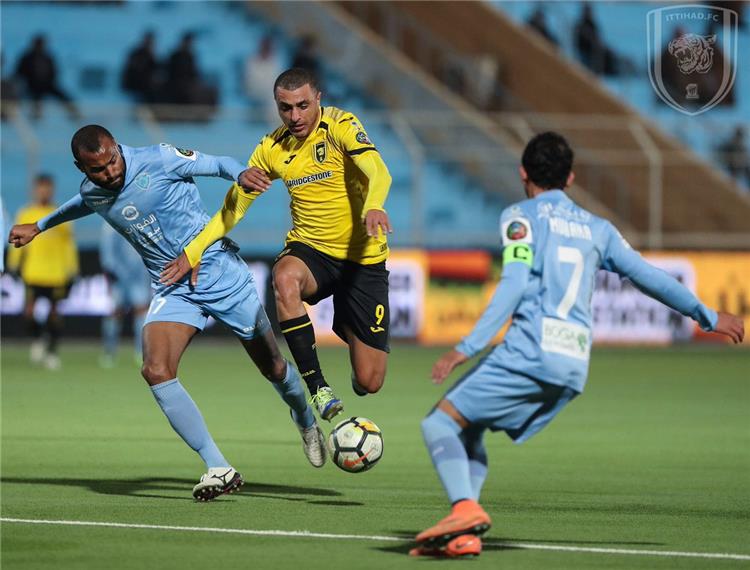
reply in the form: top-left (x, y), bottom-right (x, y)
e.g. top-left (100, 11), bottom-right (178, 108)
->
top-left (374, 530), bottom-right (664, 557)
top-left (387, 529), bottom-right (663, 546)
top-left (374, 539), bottom-right (523, 558)
top-left (0, 477), bottom-right (362, 505)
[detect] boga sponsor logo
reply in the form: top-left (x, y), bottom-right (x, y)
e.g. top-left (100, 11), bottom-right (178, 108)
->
top-left (541, 317), bottom-right (591, 361)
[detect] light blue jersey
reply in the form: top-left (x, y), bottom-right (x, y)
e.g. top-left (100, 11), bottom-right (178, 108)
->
top-left (456, 190), bottom-right (716, 394)
top-left (446, 190), bottom-right (717, 442)
top-left (100, 223), bottom-right (151, 308)
top-left (38, 143), bottom-right (270, 339)
top-left (79, 143), bottom-right (243, 290)
top-left (457, 190), bottom-right (717, 392)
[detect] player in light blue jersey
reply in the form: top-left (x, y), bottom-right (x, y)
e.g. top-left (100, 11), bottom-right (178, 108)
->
top-left (8, 125), bottom-right (328, 501)
top-left (99, 222), bottom-right (151, 367)
top-left (412, 132), bottom-right (745, 557)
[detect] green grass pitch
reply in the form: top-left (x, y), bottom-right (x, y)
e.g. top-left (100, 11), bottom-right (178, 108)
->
top-left (2, 341), bottom-right (748, 569)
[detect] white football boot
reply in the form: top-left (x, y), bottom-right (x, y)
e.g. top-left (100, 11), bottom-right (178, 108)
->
top-left (296, 416), bottom-right (327, 468)
top-left (30, 340), bottom-right (46, 365)
top-left (192, 467), bottom-right (243, 502)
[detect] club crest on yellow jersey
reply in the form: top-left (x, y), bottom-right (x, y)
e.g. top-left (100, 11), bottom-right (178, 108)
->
top-left (313, 141), bottom-right (327, 164)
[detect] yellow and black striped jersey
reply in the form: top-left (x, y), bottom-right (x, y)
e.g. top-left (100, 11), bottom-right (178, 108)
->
top-left (7, 204), bottom-right (79, 287)
top-left (250, 106), bottom-right (389, 264)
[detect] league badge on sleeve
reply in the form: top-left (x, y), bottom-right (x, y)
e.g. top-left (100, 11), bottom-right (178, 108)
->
top-left (355, 131), bottom-right (372, 145)
top-left (501, 217), bottom-right (533, 246)
top-left (507, 221), bottom-right (527, 241)
top-left (174, 147), bottom-right (197, 161)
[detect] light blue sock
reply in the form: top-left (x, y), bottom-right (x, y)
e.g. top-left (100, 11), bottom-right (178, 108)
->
top-left (133, 313), bottom-right (145, 358)
top-left (462, 426), bottom-right (489, 500)
top-left (272, 362), bottom-right (315, 429)
top-left (150, 378), bottom-right (230, 468)
top-left (421, 409), bottom-right (473, 504)
top-left (102, 316), bottom-right (120, 358)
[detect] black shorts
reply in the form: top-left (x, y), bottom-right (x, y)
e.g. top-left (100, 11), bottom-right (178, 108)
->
top-left (25, 283), bottom-right (71, 302)
top-left (275, 241), bottom-right (390, 353)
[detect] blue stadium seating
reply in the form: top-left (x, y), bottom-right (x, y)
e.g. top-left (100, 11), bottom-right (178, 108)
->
top-left (2, 1), bottom-right (506, 253)
top-left (494, 1), bottom-right (749, 176)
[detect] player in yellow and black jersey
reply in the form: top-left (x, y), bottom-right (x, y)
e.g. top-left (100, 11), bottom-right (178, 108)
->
top-left (7, 174), bottom-right (79, 370)
top-left (161, 68), bottom-right (393, 421)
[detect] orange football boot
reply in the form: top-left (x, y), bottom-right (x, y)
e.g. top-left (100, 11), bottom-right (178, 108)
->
top-left (415, 499), bottom-right (491, 547)
top-left (408, 545), bottom-right (445, 557)
top-left (445, 534), bottom-right (482, 557)
top-left (408, 534), bottom-right (482, 558)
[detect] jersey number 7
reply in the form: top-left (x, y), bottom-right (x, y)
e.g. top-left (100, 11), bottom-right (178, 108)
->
top-left (556, 246), bottom-right (583, 320)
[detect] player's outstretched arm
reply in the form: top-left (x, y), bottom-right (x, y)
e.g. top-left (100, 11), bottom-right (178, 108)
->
top-left (431, 249), bottom-right (532, 383)
top-left (8, 193), bottom-right (92, 248)
top-left (237, 166), bottom-right (272, 193)
top-left (161, 145), bottom-right (248, 183)
top-left (714, 312), bottom-right (745, 344)
top-left (603, 223), bottom-right (725, 335)
top-left (8, 223), bottom-right (41, 248)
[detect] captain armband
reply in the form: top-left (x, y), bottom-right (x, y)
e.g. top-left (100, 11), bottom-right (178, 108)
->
top-left (502, 243), bottom-right (533, 266)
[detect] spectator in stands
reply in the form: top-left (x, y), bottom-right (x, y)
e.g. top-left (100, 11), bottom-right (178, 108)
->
top-left (471, 55), bottom-right (503, 111)
top-left (708, 1), bottom-right (745, 28)
top-left (443, 59), bottom-right (467, 97)
top-left (14, 34), bottom-right (80, 120)
top-left (717, 126), bottom-right (750, 190)
top-left (164, 32), bottom-right (217, 121)
top-left (166, 32), bottom-right (199, 105)
top-left (575, 4), bottom-right (605, 73)
top-left (291, 35), bottom-right (322, 78)
top-left (244, 35), bottom-right (283, 126)
top-left (6, 174), bottom-right (79, 370)
top-left (121, 31), bottom-right (160, 103)
top-left (527, 6), bottom-right (558, 48)
top-left (574, 4), bottom-right (632, 76)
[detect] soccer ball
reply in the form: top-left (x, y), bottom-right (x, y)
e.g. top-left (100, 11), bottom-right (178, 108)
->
top-left (327, 417), bottom-right (383, 473)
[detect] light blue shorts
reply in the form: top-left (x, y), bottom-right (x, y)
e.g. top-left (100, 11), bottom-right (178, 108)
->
top-left (144, 250), bottom-right (270, 340)
top-left (446, 357), bottom-right (578, 444)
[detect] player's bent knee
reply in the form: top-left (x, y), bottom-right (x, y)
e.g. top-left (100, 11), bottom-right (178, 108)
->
top-left (422, 408), bottom-right (462, 437)
top-left (353, 369), bottom-right (385, 394)
top-left (141, 362), bottom-right (175, 385)
top-left (420, 414), bottom-right (437, 437)
top-left (264, 358), bottom-right (288, 383)
top-left (272, 269), bottom-right (301, 298)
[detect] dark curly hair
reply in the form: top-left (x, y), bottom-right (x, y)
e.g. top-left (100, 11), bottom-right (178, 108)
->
top-left (521, 131), bottom-right (574, 190)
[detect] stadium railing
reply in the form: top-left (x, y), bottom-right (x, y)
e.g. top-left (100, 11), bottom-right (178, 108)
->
top-left (311, 1), bottom-right (750, 250)
top-left (5, 101), bottom-right (750, 251)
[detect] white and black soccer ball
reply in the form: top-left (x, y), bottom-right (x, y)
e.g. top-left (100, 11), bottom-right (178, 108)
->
top-left (327, 417), bottom-right (383, 473)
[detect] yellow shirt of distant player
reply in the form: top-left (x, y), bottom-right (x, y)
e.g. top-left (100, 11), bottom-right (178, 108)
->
top-left (7, 204), bottom-right (79, 287)
top-left (251, 106), bottom-right (388, 265)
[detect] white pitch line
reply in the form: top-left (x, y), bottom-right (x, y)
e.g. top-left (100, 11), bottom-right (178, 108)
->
top-left (2, 517), bottom-right (749, 562)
